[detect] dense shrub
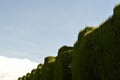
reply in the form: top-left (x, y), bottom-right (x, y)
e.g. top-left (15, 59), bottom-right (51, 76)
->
top-left (40, 56), bottom-right (55, 80)
top-left (72, 4), bottom-right (120, 80)
top-left (18, 4), bottom-right (120, 80)
top-left (18, 64), bottom-right (43, 80)
top-left (53, 46), bottom-right (73, 80)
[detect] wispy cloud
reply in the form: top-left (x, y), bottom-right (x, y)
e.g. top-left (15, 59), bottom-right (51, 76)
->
top-left (0, 56), bottom-right (38, 80)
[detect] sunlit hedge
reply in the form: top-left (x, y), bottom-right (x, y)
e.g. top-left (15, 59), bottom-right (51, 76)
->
top-left (18, 4), bottom-right (120, 80)
top-left (72, 4), bottom-right (120, 80)
top-left (40, 56), bottom-right (55, 80)
top-left (53, 46), bottom-right (73, 80)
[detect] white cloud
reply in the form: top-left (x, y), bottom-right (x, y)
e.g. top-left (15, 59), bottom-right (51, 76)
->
top-left (0, 56), bottom-right (38, 80)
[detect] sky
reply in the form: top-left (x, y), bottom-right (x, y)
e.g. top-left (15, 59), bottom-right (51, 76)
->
top-left (0, 0), bottom-right (120, 80)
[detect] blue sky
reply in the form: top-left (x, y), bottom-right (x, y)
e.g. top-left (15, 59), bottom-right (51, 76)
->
top-left (0, 0), bottom-right (119, 62)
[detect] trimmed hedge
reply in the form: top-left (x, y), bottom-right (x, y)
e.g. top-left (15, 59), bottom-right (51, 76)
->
top-left (72, 4), bottom-right (120, 80)
top-left (18, 4), bottom-right (120, 80)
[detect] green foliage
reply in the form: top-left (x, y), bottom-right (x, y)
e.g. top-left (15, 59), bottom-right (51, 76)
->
top-left (18, 63), bottom-right (43, 80)
top-left (40, 56), bottom-right (55, 80)
top-left (72, 4), bottom-right (120, 80)
top-left (114, 4), bottom-right (120, 16)
top-left (53, 46), bottom-right (73, 80)
top-left (18, 3), bottom-right (120, 80)
top-left (18, 77), bottom-right (22, 80)
top-left (37, 64), bottom-right (43, 69)
top-left (44, 56), bottom-right (55, 64)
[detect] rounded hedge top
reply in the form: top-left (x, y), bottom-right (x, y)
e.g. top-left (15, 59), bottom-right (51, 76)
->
top-left (44, 56), bottom-right (55, 64)
top-left (114, 3), bottom-right (120, 17)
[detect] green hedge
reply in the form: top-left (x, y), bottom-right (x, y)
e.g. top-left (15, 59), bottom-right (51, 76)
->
top-left (18, 4), bottom-right (120, 80)
top-left (53, 46), bottom-right (73, 80)
top-left (72, 4), bottom-right (120, 80)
